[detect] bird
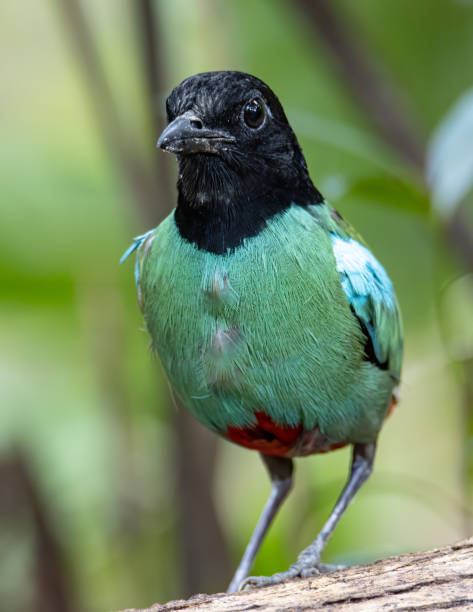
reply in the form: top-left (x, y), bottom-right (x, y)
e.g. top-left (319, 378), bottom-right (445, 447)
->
top-left (121, 70), bottom-right (403, 593)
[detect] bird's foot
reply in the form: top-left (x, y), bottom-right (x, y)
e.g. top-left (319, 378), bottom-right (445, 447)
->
top-left (239, 559), bottom-right (344, 591)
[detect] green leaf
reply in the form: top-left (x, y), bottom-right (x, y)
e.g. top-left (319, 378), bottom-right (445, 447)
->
top-left (341, 175), bottom-right (430, 214)
top-left (290, 110), bottom-right (408, 177)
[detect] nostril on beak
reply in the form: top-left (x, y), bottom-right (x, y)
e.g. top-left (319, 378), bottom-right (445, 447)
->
top-left (189, 117), bottom-right (203, 130)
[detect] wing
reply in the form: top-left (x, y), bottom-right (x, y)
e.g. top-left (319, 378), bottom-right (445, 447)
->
top-left (330, 231), bottom-right (403, 381)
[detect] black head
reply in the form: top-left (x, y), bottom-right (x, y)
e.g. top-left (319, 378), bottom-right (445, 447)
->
top-left (158, 71), bottom-right (323, 253)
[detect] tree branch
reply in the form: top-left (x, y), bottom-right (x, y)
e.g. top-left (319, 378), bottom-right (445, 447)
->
top-left (119, 539), bottom-right (473, 611)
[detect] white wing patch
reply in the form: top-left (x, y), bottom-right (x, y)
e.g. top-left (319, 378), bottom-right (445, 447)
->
top-left (330, 235), bottom-right (401, 376)
top-left (331, 236), bottom-right (395, 309)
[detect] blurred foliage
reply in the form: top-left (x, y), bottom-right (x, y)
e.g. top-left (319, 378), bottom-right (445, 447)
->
top-left (1, 1), bottom-right (473, 611)
top-left (428, 87), bottom-right (473, 216)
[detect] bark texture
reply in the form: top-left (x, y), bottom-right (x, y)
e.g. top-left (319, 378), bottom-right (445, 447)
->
top-left (120, 538), bottom-right (473, 611)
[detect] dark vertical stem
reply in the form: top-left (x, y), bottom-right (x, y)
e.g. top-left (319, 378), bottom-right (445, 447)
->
top-left (294, 0), bottom-right (425, 174)
top-left (135, 0), bottom-right (174, 223)
top-left (447, 206), bottom-right (473, 272)
top-left (54, 0), bottom-right (158, 226)
top-left (0, 450), bottom-right (77, 612)
top-left (133, 2), bottom-right (232, 594)
top-left (173, 413), bottom-right (233, 595)
top-left (57, 0), bottom-right (232, 595)
top-left (135, 0), bottom-right (166, 133)
top-left (55, 0), bottom-right (152, 548)
top-left (56, 0), bottom-right (233, 595)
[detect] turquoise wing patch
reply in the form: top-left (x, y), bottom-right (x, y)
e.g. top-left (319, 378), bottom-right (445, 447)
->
top-left (120, 229), bottom-right (154, 287)
top-left (331, 235), bottom-right (403, 379)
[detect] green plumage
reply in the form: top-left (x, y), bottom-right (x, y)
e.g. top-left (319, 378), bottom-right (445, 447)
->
top-left (136, 203), bottom-right (401, 447)
top-left (128, 71), bottom-right (404, 589)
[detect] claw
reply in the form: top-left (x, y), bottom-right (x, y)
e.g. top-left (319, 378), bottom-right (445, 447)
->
top-left (318, 562), bottom-right (346, 573)
top-left (239, 575), bottom-right (273, 591)
top-left (300, 567), bottom-right (320, 578)
top-left (236, 560), bottom-right (343, 591)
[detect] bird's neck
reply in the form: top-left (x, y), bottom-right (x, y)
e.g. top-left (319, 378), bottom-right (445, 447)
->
top-left (174, 154), bottom-right (323, 254)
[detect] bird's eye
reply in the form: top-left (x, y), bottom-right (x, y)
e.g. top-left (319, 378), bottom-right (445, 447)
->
top-left (243, 98), bottom-right (266, 129)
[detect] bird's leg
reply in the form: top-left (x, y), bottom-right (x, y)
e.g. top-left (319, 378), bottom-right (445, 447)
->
top-left (242, 441), bottom-right (377, 590)
top-left (227, 454), bottom-right (294, 593)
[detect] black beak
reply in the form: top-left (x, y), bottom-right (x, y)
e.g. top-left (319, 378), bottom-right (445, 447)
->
top-left (157, 111), bottom-right (236, 154)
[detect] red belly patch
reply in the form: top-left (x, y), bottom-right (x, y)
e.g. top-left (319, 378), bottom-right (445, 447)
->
top-left (223, 392), bottom-right (397, 457)
top-left (225, 411), bottom-right (303, 456)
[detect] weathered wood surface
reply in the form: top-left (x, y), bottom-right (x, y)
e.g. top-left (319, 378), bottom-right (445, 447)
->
top-left (120, 539), bottom-right (473, 612)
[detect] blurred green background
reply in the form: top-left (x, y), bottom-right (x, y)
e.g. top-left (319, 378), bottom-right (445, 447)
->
top-left (2, 1), bottom-right (473, 610)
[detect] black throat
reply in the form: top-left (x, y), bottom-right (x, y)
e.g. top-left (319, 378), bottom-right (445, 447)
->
top-left (174, 152), bottom-right (323, 254)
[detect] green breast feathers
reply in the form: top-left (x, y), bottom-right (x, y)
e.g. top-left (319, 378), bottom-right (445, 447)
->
top-left (123, 203), bottom-right (402, 451)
